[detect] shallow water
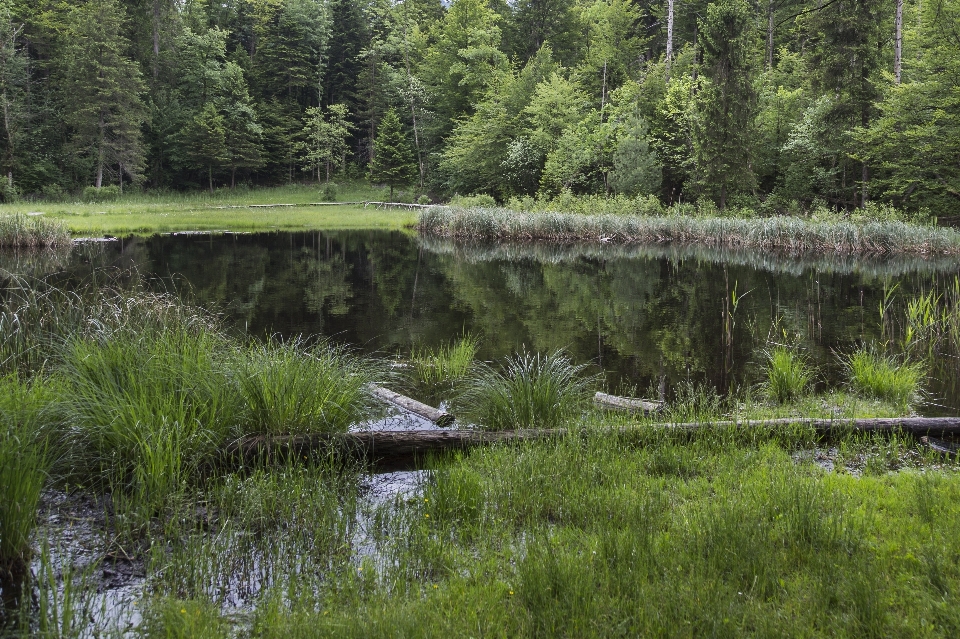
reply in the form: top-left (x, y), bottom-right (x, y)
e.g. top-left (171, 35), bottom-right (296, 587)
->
top-left (6, 229), bottom-right (960, 412)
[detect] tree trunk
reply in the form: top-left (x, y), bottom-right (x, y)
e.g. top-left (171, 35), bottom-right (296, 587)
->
top-left (208, 164), bottom-right (213, 193)
top-left (767, 1), bottom-right (775, 69)
top-left (152, 0), bottom-right (160, 79)
top-left (666, 0), bottom-right (675, 81)
top-left (894, 0), bottom-right (904, 84)
top-left (231, 166), bottom-right (236, 189)
top-left (118, 162), bottom-right (123, 195)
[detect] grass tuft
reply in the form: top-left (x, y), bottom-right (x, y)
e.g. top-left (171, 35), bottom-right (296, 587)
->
top-left (0, 214), bottom-right (71, 248)
top-left (843, 348), bottom-right (925, 409)
top-left (411, 334), bottom-right (479, 387)
top-left (455, 350), bottom-right (595, 430)
top-left (765, 346), bottom-right (813, 404)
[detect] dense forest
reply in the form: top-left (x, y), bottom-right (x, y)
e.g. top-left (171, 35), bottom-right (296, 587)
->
top-left (1, 0), bottom-right (958, 215)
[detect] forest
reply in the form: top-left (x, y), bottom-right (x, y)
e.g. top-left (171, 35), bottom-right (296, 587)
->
top-left (1, 0), bottom-right (958, 216)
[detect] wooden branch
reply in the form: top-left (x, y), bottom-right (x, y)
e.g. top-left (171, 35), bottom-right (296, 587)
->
top-left (594, 392), bottom-right (662, 413)
top-left (368, 384), bottom-right (455, 426)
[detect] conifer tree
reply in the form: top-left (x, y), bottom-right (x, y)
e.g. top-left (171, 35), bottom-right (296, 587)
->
top-left (370, 108), bottom-right (416, 199)
top-left (297, 103), bottom-right (353, 183)
top-left (184, 102), bottom-right (229, 192)
top-left (692, 0), bottom-right (756, 209)
top-left (60, 0), bottom-right (146, 190)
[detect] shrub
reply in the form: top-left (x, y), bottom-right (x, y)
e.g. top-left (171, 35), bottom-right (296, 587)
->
top-left (321, 182), bottom-right (338, 202)
top-left (455, 350), bottom-right (595, 430)
top-left (450, 193), bottom-right (497, 208)
top-left (81, 185), bottom-right (120, 202)
top-left (843, 348), bottom-right (924, 409)
top-left (765, 347), bottom-right (813, 404)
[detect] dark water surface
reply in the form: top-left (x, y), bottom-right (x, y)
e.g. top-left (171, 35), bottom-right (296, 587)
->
top-left (7, 230), bottom-right (960, 413)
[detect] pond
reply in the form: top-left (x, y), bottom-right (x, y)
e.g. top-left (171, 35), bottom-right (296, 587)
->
top-left (6, 229), bottom-right (959, 415)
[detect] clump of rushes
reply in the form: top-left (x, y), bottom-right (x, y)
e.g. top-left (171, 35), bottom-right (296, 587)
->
top-left (411, 334), bottom-right (479, 387)
top-left (843, 348), bottom-right (925, 410)
top-left (455, 350), bottom-right (595, 430)
top-left (765, 346), bottom-right (813, 404)
top-left (58, 326), bottom-right (236, 510)
top-left (0, 213), bottom-right (71, 248)
top-left (0, 375), bottom-right (52, 576)
top-left (235, 338), bottom-right (378, 436)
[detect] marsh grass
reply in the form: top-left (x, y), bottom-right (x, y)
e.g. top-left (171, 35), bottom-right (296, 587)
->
top-left (235, 338), bottom-right (379, 436)
top-left (844, 348), bottom-right (925, 409)
top-left (765, 346), bottom-right (814, 404)
top-left (419, 207), bottom-right (960, 255)
top-left (0, 376), bottom-right (52, 573)
top-left (410, 334), bottom-right (479, 388)
top-left (0, 214), bottom-right (71, 248)
top-left (455, 350), bottom-right (595, 430)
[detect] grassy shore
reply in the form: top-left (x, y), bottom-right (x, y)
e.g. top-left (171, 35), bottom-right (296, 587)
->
top-left (0, 184), bottom-right (418, 236)
top-left (420, 206), bottom-right (960, 255)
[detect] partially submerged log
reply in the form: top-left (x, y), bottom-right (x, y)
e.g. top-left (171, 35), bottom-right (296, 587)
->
top-left (921, 435), bottom-right (960, 459)
top-left (594, 392), bottom-right (662, 413)
top-left (660, 416), bottom-right (960, 435)
top-left (368, 384), bottom-right (455, 426)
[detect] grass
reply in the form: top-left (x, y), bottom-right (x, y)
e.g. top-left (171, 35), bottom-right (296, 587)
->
top-left (844, 348), bottom-right (926, 410)
top-left (454, 350), bottom-right (596, 430)
top-left (0, 376), bottom-right (52, 574)
top-left (765, 346), bottom-right (814, 404)
top-left (0, 214), bottom-right (71, 248)
top-left (0, 184), bottom-right (419, 235)
top-left (419, 206), bottom-right (960, 255)
top-left (410, 334), bottom-right (479, 387)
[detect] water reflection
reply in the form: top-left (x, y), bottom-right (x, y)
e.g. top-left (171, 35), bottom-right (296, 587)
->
top-left (3, 231), bottom-right (958, 412)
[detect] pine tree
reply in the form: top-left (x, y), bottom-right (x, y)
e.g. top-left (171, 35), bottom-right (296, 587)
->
top-left (60, 0), bottom-right (147, 190)
top-left (692, 0), bottom-right (756, 209)
top-left (221, 63), bottom-right (264, 187)
top-left (184, 102), bottom-right (229, 192)
top-left (370, 108), bottom-right (416, 198)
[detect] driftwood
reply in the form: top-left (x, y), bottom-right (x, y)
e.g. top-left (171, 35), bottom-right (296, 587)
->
top-left (368, 384), bottom-right (455, 426)
top-left (921, 435), bottom-right (960, 459)
top-left (228, 416), bottom-right (960, 468)
top-left (594, 392), bottom-right (662, 413)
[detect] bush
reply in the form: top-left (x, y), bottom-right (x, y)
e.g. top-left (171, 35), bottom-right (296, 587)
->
top-left (81, 185), bottom-right (120, 202)
top-left (455, 350), bottom-right (595, 431)
top-left (764, 347), bottom-right (813, 404)
top-left (450, 193), bottom-right (497, 208)
top-left (843, 349), bottom-right (924, 409)
top-left (321, 182), bottom-right (338, 202)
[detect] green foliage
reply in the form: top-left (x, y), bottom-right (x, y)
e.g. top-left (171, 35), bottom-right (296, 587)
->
top-left (297, 104), bottom-right (354, 184)
top-left (843, 349), bottom-right (925, 410)
top-left (765, 346), bottom-right (813, 404)
top-left (610, 116), bottom-right (662, 196)
top-left (0, 213), bottom-right (70, 247)
top-left (140, 597), bottom-right (229, 639)
top-left (411, 334), bottom-right (479, 387)
top-left (81, 185), bottom-right (121, 202)
top-left (455, 350), bottom-right (595, 430)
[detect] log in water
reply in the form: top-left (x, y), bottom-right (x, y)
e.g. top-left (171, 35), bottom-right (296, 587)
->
top-left (594, 392), bottom-right (663, 413)
top-left (367, 384), bottom-right (455, 426)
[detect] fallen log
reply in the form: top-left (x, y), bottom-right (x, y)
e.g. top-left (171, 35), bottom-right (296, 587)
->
top-left (594, 392), bottom-right (662, 413)
top-left (368, 384), bottom-right (455, 426)
top-left (658, 416), bottom-right (960, 435)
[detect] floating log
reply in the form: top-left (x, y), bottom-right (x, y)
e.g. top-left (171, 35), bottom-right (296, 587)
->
top-left (921, 435), bottom-right (960, 458)
top-left (368, 384), bottom-right (455, 426)
top-left (659, 416), bottom-right (960, 435)
top-left (594, 392), bottom-right (662, 413)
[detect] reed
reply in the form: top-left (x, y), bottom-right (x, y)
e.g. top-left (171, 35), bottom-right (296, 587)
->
top-left (764, 346), bottom-right (813, 404)
top-left (419, 207), bottom-right (960, 256)
top-left (454, 350), bottom-right (595, 430)
top-left (0, 214), bottom-right (71, 248)
top-left (843, 348), bottom-right (925, 409)
top-left (410, 334), bottom-right (479, 387)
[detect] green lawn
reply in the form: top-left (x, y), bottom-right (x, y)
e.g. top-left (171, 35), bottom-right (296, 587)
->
top-left (0, 184), bottom-right (420, 235)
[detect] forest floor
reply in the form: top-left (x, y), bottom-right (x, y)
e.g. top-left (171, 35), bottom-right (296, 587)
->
top-left (0, 184), bottom-right (420, 235)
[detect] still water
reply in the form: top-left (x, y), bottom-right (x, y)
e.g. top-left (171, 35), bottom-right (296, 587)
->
top-left (6, 230), bottom-right (960, 413)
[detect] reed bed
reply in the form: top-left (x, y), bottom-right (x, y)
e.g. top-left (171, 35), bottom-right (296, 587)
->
top-left (420, 207), bottom-right (960, 256)
top-left (0, 214), bottom-right (71, 248)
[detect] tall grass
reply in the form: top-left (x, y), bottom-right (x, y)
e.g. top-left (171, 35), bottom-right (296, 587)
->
top-left (410, 334), bottom-right (479, 387)
top-left (765, 346), bottom-right (813, 404)
top-left (0, 376), bottom-right (52, 574)
top-left (0, 214), bottom-right (71, 248)
top-left (455, 350), bottom-right (595, 430)
top-left (235, 338), bottom-right (379, 435)
top-left (843, 348), bottom-right (925, 409)
top-left (419, 207), bottom-right (960, 255)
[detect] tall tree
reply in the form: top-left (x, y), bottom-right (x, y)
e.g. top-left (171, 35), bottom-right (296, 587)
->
top-left (60, 0), bottom-right (147, 189)
top-left (692, 0), bottom-right (756, 209)
top-left (297, 103), bottom-right (353, 183)
top-left (0, 0), bottom-right (27, 192)
top-left (370, 107), bottom-right (416, 198)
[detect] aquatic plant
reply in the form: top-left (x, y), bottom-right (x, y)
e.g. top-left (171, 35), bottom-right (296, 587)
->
top-left (0, 214), bottom-right (71, 248)
top-left (235, 338), bottom-right (379, 436)
top-left (0, 376), bottom-right (52, 574)
top-left (843, 348), bottom-right (924, 409)
top-left (419, 207), bottom-right (960, 256)
top-left (455, 350), bottom-right (595, 430)
top-left (411, 334), bottom-right (479, 387)
top-left (764, 346), bottom-right (813, 404)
